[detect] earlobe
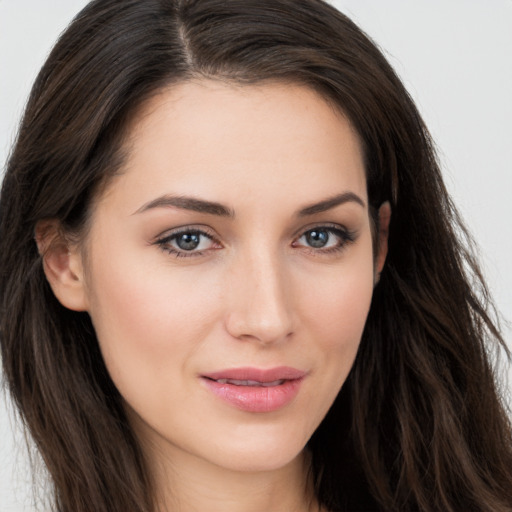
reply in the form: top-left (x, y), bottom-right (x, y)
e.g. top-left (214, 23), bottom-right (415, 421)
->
top-left (35, 220), bottom-right (88, 311)
top-left (375, 201), bottom-right (391, 283)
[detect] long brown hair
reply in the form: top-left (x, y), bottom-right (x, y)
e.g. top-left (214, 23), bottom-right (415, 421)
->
top-left (1, 1), bottom-right (511, 511)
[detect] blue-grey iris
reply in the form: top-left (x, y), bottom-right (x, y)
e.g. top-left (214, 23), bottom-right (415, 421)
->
top-left (306, 229), bottom-right (329, 248)
top-left (176, 232), bottom-right (201, 250)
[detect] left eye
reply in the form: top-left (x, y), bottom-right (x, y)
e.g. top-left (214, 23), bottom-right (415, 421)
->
top-left (295, 227), bottom-right (351, 250)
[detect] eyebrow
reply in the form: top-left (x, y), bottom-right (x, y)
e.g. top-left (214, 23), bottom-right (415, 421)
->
top-left (297, 192), bottom-right (366, 216)
top-left (133, 191), bottom-right (365, 218)
top-left (134, 195), bottom-right (234, 217)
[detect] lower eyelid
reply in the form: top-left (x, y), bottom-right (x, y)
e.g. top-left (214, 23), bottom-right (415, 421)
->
top-left (155, 227), bottom-right (216, 243)
top-left (154, 225), bottom-right (355, 257)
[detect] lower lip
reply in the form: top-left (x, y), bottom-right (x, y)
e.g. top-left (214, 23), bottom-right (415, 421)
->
top-left (201, 377), bottom-right (304, 413)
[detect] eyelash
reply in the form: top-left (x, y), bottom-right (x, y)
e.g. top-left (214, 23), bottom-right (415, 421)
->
top-left (155, 225), bottom-right (356, 259)
top-left (293, 224), bottom-right (356, 255)
top-left (155, 227), bottom-right (220, 258)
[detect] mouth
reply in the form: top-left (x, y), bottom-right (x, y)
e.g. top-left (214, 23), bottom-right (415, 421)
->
top-left (211, 378), bottom-right (285, 387)
top-left (200, 367), bottom-right (306, 413)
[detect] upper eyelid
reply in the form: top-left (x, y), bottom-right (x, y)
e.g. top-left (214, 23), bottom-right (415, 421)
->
top-left (154, 222), bottom-right (350, 241)
top-left (294, 226), bottom-right (351, 244)
top-left (154, 225), bottom-right (218, 242)
top-left (291, 222), bottom-right (349, 240)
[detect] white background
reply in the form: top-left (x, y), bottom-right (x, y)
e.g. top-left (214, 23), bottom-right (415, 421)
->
top-left (1, 1), bottom-right (511, 510)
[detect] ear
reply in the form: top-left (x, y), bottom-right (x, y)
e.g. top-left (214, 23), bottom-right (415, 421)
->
top-left (375, 201), bottom-right (391, 283)
top-left (35, 220), bottom-right (88, 311)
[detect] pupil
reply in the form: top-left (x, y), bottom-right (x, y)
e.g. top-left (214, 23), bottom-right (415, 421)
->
top-left (306, 229), bottom-right (328, 248)
top-left (177, 233), bottom-right (200, 250)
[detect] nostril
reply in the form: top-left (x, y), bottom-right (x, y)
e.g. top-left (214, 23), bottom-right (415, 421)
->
top-left (224, 308), bottom-right (294, 345)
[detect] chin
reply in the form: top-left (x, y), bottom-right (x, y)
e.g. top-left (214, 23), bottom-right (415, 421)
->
top-left (214, 446), bottom-right (306, 474)
top-left (201, 422), bottom-right (313, 473)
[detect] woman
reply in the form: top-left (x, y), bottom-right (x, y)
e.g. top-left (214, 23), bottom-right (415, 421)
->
top-left (1, 1), bottom-right (511, 511)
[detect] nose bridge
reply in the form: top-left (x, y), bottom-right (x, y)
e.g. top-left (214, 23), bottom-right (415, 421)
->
top-left (225, 243), bottom-right (294, 344)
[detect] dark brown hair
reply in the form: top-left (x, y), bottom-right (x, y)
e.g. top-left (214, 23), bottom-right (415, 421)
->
top-left (1, 1), bottom-right (511, 511)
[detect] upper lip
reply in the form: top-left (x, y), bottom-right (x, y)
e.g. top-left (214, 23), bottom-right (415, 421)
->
top-left (202, 366), bottom-right (307, 383)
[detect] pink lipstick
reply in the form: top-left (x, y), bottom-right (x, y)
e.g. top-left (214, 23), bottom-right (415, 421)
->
top-left (201, 366), bottom-right (306, 413)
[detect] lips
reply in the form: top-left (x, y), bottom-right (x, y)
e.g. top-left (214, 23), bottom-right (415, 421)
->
top-left (201, 366), bottom-right (306, 413)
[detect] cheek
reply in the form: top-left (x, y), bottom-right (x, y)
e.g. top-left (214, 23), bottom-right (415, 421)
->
top-left (296, 237), bottom-right (375, 394)
top-left (301, 244), bottom-right (375, 346)
top-left (84, 246), bottom-right (221, 396)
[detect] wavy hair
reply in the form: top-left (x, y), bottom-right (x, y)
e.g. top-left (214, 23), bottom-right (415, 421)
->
top-left (1, 1), bottom-right (511, 511)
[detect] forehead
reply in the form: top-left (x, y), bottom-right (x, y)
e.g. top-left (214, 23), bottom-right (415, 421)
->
top-left (98, 80), bottom-right (367, 215)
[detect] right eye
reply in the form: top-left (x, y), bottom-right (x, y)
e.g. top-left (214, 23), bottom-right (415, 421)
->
top-left (156, 228), bottom-right (220, 257)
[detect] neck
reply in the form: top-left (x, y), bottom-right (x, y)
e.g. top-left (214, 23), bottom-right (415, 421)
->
top-left (149, 446), bottom-right (320, 512)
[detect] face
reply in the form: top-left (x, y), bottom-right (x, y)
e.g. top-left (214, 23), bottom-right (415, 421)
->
top-left (64, 81), bottom-right (387, 474)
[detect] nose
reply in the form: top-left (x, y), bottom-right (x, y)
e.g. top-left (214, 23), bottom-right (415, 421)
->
top-left (224, 250), bottom-right (295, 345)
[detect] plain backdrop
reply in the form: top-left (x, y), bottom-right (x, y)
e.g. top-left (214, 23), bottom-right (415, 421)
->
top-left (1, 1), bottom-right (511, 510)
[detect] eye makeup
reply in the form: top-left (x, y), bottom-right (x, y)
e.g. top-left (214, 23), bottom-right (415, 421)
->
top-left (154, 223), bottom-right (357, 259)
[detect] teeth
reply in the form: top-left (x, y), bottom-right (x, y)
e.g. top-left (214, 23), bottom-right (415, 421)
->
top-left (215, 378), bottom-right (285, 387)
top-left (261, 379), bottom-right (285, 387)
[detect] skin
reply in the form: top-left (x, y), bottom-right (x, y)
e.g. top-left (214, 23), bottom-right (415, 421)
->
top-left (39, 81), bottom-right (390, 512)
